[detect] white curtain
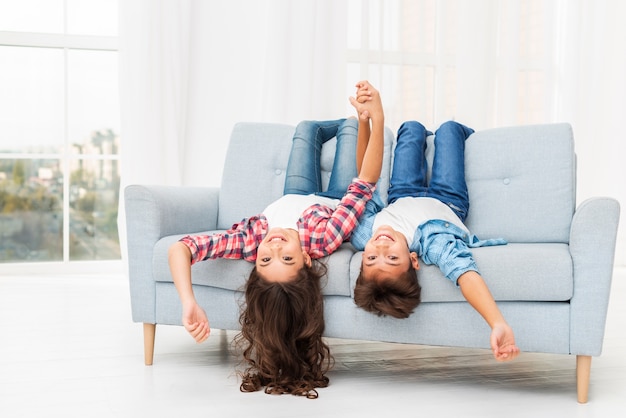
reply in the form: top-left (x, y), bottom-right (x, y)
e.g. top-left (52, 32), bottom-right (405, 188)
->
top-left (117, 0), bottom-right (348, 259)
top-left (118, 0), bottom-right (625, 264)
top-left (119, 0), bottom-right (347, 189)
top-left (552, 0), bottom-right (626, 265)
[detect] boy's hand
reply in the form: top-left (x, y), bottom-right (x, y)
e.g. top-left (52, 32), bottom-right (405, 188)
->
top-left (490, 323), bottom-right (520, 362)
top-left (182, 301), bottom-right (210, 343)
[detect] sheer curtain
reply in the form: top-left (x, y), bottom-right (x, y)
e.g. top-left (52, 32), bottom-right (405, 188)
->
top-left (118, 0), bottom-right (624, 264)
top-left (556, 1), bottom-right (626, 265)
top-left (118, 0), bottom-right (348, 188)
top-left (351, 0), bottom-right (625, 265)
top-left (116, 0), bottom-right (348, 258)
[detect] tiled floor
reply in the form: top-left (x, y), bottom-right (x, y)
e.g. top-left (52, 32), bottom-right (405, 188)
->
top-left (1, 267), bottom-right (624, 418)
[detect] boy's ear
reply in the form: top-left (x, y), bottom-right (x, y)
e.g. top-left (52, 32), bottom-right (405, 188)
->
top-left (303, 251), bottom-right (312, 268)
top-left (410, 252), bottom-right (420, 270)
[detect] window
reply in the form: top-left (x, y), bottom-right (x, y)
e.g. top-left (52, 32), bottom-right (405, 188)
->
top-left (346, 0), bottom-right (553, 130)
top-left (0, 1), bottom-right (120, 271)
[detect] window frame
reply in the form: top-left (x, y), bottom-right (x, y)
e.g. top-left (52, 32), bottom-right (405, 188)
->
top-left (0, 30), bottom-right (122, 275)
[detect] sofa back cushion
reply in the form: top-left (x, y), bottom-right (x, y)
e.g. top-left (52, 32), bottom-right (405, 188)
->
top-left (218, 122), bottom-right (295, 230)
top-left (218, 121), bottom-right (395, 230)
top-left (460, 123), bottom-right (575, 243)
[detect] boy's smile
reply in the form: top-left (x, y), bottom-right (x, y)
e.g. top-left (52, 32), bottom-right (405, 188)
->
top-left (362, 225), bottom-right (419, 281)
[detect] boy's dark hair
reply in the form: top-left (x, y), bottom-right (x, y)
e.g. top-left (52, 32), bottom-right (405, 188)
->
top-left (235, 262), bottom-right (333, 399)
top-left (353, 263), bottom-right (421, 319)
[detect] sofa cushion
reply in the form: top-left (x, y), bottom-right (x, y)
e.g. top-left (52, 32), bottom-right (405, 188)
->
top-left (217, 122), bottom-right (395, 231)
top-left (153, 234), bottom-right (356, 297)
top-left (218, 123), bottom-right (295, 230)
top-left (155, 237), bottom-right (573, 302)
top-left (462, 123), bottom-right (575, 243)
top-left (349, 243), bottom-right (573, 302)
top-left (153, 234), bottom-right (252, 293)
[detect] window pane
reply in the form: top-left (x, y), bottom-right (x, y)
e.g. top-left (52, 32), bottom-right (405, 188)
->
top-left (440, 1), bottom-right (458, 56)
top-left (441, 66), bottom-right (457, 123)
top-left (368, 0), bottom-right (381, 49)
top-left (67, 49), bottom-right (120, 260)
top-left (382, 0), bottom-right (400, 51)
top-left (0, 0), bottom-right (63, 33)
top-left (517, 70), bottom-right (545, 125)
top-left (347, 0), bottom-right (362, 49)
top-left (519, 0), bottom-right (545, 60)
top-left (0, 159), bottom-right (63, 262)
top-left (68, 49), bottom-right (120, 156)
top-left (397, 65), bottom-right (435, 127)
top-left (1, 0), bottom-right (120, 267)
top-left (0, 46), bottom-right (65, 154)
top-left (69, 158), bottom-right (120, 261)
top-left (67, 0), bottom-right (118, 36)
top-left (399, 0), bottom-right (436, 54)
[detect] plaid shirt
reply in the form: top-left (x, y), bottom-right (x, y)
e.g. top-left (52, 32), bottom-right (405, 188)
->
top-left (180, 178), bottom-right (376, 264)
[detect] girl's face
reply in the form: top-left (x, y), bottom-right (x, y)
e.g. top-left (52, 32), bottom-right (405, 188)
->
top-left (256, 227), bottom-right (311, 282)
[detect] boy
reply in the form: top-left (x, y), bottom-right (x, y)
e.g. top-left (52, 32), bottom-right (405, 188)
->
top-left (351, 120), bottom-right (520, 362)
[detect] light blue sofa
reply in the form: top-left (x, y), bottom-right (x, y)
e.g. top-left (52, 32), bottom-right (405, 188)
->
top-left (124, 121), bottom-right (620, 403)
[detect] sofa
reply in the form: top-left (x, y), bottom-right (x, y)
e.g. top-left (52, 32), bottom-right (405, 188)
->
top-left (124, 121), bottom-right (620, 403)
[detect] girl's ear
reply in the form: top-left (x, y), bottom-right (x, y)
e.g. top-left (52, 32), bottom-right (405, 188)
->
top-left (303, 251), bottom-right (312, 267)
top-left (410, 252), bottom-right (420, 270)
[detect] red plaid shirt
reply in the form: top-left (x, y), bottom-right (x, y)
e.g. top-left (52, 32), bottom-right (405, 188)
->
top-left (180, 179), bottom-right (376, 264)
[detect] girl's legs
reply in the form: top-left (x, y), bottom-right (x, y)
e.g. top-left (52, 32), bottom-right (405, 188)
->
top-left (283, 119), bottom-right (347, 195)
top-left (428, 121), bottom-right (474, 222)
top-left (387, 121), bottom-right (432, 204)
top-left (319, 118), bottom-right (358, 199)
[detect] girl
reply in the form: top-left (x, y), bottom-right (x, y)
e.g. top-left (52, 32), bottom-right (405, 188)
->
top-left (168, 81), bottom-right (385, 397)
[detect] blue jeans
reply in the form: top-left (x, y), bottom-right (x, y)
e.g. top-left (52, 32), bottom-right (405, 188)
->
top-left (283, 118), bottom-right (358, 199)
top-left (387, 120), bottom-right (474, 222)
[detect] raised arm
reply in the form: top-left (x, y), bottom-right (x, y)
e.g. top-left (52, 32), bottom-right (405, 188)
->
top-left (356, 118), bottom-right (370, 173)
top-left (349, 81), bottom-right (384, 184)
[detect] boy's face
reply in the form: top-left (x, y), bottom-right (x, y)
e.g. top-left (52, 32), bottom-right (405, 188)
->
top-left (361, 225), bottom-right (419, 281)
top-left (256, 227), bottom-right (311, 282)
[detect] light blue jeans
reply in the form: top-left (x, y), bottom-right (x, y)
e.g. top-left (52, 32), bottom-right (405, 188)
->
top-left (387, 120), bottom-right (474, 222)
top-left (283, 118), bottom-right (358, 199)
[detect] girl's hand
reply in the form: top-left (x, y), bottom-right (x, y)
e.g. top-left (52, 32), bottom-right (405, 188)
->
top-left (350, 80), bottom-right (383, 122)
top-left (182, 301), bottom-right (210, 343)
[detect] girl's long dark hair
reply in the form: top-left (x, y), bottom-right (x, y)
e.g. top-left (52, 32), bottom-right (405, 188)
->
top-left (235, 262), bottom-right (333, 399)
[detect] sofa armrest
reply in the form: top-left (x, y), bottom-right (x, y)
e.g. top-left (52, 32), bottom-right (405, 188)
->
top-left (123, 184), bottom-right (220, 323)
top-left (124, 185), bottom-right (220, 240)
top-left (569, 197), bottom-right (620, 355)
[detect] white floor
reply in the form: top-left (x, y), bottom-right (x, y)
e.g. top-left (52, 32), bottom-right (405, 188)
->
top-left (1, 267), bottom-right (625, 418)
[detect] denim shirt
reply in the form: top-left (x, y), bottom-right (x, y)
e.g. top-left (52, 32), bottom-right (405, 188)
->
top-left (352, 194), bottom-right (507, 284)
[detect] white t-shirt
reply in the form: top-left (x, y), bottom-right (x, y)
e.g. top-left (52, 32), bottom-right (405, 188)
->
top-left (263, 194), bottom-right (339, 229)
top-left (372, 196), bottom-right (469, 243)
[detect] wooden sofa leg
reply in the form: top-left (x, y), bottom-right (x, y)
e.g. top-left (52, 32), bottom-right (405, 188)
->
top-left (576, 355), bottom-right (591, 403)
top-left (143, 323), bottom-right (156, 366)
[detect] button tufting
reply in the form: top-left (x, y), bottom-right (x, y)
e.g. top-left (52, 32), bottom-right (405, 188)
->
top-left (275, 169), bottom-right (282, 175)
top-left (503, 178), bottom-right (511, 185)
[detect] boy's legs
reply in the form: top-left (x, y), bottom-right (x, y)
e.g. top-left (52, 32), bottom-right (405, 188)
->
top-left (428, 121), bottom-right (474, 222)
top-left (387, 121), bottom-right (432, 204)
top-left (284, 119), bottom-right (347, 195)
